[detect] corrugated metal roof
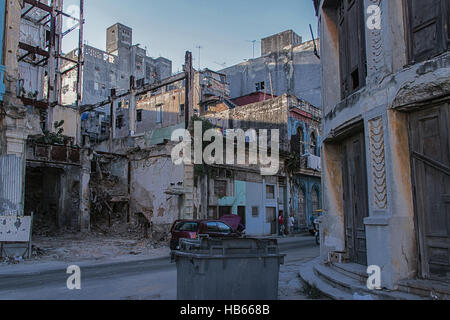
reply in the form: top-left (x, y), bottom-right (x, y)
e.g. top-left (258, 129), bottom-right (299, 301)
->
top-left (0, 155), bottom-right (23, 216)
top-left (150, 123), bottom-right (185, 146)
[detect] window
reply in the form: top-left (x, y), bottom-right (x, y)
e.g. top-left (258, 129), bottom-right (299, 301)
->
top-left (179, 104), bottom-right (185, 115)
top-left (217, 222), bottom-right (232, 233)
top-left (266, 185), bottom-right (275, 199)
top-left (406, 0), bottom-right (450, 64)
top-left (252, 206), bottom-right (259, 217)
top-left (116, 115), bottom-right (123, 129)
top-left (136, 78), bottom-right (144, 88)
top-left (338, 0), bottom-right (367, 99)
top-left (310, 131), bottom-right (317, 156)
top-left (206, 222), bottom-right (219, 232)
top-left (279, 187), bottom-right (285, 204)
top-left (312, 188), bottom-right (320, 216)
top-left (256, 81), bottom-right (265, 92)
top-left (156, 105), bottom-right (162, 123)
top-left (299, 128), bottom-right (305, 155)
top-left (137, 110), bottom-right (142, 122)
top-left (214, 180), bottom-right (227, 198)
top-left (175, 222), bottom-right (199, 232)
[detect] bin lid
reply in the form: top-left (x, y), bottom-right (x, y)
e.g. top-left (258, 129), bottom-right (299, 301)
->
top-left (172, 237), bottom-right (285, 260)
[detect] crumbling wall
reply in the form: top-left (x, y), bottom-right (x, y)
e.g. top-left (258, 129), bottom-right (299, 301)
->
top-left (205, 94), bottom-right (290, 151)
top-left (115, 85), bottom-right (185, 139)
top-left (129, 145), bottom-right (185, 240)
top-left (89, 153), bottom-right (129, 234)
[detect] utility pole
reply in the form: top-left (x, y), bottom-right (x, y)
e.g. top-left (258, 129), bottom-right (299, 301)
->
top-left (195, 45), bottom-right (202, 70)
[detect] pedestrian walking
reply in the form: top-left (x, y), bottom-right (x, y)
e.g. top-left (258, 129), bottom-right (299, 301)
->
top-left (289, 214), bottom-right (295, 235)
top-left (278, 212), bottom-right (285, 236)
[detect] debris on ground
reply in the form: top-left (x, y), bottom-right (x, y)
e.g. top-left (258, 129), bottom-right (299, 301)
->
top-left (26, 232), bottom-right (170, 263)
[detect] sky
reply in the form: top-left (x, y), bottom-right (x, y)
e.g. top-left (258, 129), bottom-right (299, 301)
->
top-left (62, 0), bottom-right (318, 73)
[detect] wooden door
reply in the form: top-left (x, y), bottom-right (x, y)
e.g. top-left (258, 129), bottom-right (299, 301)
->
top-left (298, 189), bottom-right (306, 229)
top-left (409, 104), bottom-right (450, 281)
top-left (238, 206), bottom-right (246, 227)
top-left (338, 0), bottom-right (367, 99)
top-left (341, 130), bottom-right (369, 265)
top-left (266, 207), bottom-right (277, 235)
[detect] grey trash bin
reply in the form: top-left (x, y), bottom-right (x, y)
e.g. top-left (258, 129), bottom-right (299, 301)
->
top-left (171, 236), bottom-right (285, 300)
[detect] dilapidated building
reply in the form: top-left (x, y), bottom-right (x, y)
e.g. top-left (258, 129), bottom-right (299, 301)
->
top-left (307, 0), bottom-right (450, 299)
top-left (62, 23), bottom-right (172, 108)
top-left (219, 30), bottom-right (322, 108)
top-left (202, 94), bottom-right (322, 235)
top-left (1, 0), bottom-right (91, 258)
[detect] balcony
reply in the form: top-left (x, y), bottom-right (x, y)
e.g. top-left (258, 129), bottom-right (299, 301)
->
top-left (26, 141), bottom-right (81, 166)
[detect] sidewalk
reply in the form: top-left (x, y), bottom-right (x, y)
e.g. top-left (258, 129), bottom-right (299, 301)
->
top-left (0, 234), bottom-right (314, 278)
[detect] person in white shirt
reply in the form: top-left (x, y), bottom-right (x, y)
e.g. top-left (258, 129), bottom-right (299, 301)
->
top-left (289, 215), bottom-right (295, 235)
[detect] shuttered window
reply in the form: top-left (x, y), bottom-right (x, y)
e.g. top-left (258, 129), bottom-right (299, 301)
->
top-left (338, 0), bottom-right (367, 99)
top-left (406, 0), bottom-right (450, 64)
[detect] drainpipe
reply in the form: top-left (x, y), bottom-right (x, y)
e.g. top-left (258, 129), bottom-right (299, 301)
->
top-left (127, 158), bottom-right (131, 223)
top-left (0, 0), bottom-right (6, 101)
top-left (129, 76), bottom-right (136, 136)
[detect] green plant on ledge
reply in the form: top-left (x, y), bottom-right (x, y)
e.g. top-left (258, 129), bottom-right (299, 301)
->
top-left (37, 120), bottom-right (67, 145)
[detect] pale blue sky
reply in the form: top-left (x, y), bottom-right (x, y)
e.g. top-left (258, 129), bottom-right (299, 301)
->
top-left (62, 0), bottom-right (318, 73)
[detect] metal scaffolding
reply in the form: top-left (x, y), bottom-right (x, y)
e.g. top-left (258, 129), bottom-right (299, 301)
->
top-left (19, 0), bottom-right (84, 125)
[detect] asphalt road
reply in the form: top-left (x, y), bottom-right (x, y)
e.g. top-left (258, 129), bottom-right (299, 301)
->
top-left (0, 237), bottom-right (318, 300)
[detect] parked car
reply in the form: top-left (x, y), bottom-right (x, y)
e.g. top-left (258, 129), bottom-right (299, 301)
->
top-left (169, 219), bottom-right (242, 250)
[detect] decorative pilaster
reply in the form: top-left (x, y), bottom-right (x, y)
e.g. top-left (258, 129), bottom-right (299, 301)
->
top-left (368, 117), bottom-right (387, 210)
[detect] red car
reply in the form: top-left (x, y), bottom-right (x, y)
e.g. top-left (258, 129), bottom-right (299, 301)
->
top-left (169, 217), bottom-right (242, 250)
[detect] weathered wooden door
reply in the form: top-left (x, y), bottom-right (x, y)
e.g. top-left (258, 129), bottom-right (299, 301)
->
top-left (341, 131), bottom-right (369, 265)
top-left (409, 104), bottom-right (450, 281)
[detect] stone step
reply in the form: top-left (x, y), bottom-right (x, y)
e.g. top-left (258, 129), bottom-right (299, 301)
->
top-left (397, 279), bottom-right (450, 300)
top-left (330, 262), bottom-right (368, 283)
top-left (298, 259), bottom-right (354, 300)
top-left (313, 262), bottom-right (424, 300)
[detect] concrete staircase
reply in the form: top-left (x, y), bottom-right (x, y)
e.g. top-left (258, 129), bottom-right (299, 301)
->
top-left (298, 258), bottom-right (426, 300)
top-left (397, 279), bottom-right (450, 300)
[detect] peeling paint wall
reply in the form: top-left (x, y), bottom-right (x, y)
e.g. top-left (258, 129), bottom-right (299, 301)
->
top-left (115, 84), bottom-right (185, 138)
top-left (220, 37), bottom-right (322, 108)
top-left (129, 144), bottom-right (185, 236)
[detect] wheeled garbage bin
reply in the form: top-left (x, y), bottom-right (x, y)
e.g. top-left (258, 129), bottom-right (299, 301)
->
top-left (171, 237), bottom-right (285, 300)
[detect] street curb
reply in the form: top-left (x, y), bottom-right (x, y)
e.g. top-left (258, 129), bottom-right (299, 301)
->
top-left (0, 255), bottom-right (171, 279)
top-left (0, 236), bottom-right (313, 279)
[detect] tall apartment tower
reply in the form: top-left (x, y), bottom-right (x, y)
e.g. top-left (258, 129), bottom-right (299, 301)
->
top-left (106, 23), bottom-right (133, 54)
